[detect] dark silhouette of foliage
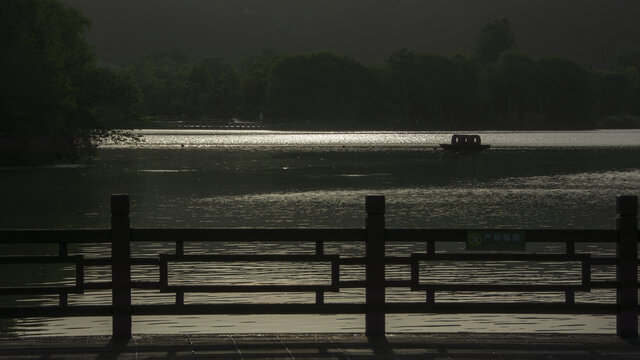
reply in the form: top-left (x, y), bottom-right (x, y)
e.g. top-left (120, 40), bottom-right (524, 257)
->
top-left (485, 50), bottom-right (537, 127)
top-left (237, 50), bottom-right (280, 120)
top-left (596, 71), bottom-right (635, 118)
top-left (475, 18), bottom-right (516, 65)
top-left (614, 46), bottom-right (640, 71)
top-left (184, 61), bottom-right (215, 117)
top-left (200, 57), bottom-right (242, 119)
top-left (130, 44), bottom-right (639, 130)
top-left (265, 51), bottom-right (372, 126)
top-left (534, 56), bottom-right (595, 129)
top-left (0, 0), bottom-right (143, 164)
top-left (101, 13), bottom-right (640, 131)
top-left (126, 52), bottom-right (190, 116)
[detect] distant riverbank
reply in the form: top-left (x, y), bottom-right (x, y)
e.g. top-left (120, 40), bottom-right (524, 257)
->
top-left (145, 118), bottom-right (640, 132)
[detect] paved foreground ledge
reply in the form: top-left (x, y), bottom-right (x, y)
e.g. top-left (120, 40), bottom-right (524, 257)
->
top-left (1, 333), bottom-right (640, 359)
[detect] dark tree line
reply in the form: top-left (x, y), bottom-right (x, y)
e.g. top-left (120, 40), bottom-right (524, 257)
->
top-left (130, 18), bottom-right (640, 130)
top-left (1, 0), bottom-right (143, 164)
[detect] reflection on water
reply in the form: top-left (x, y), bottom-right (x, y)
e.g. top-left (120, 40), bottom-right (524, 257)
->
top-left (108, 129), bottom-right (640, 148)
top-left (1, 130), bottom-right (639, 336)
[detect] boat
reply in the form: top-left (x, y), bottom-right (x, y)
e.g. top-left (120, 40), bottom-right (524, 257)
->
top-left (439, 134), bottom-right (490, 151)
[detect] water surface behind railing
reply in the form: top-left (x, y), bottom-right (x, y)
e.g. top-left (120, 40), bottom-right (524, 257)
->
top-left (1, 130), bottom-right (639, 336)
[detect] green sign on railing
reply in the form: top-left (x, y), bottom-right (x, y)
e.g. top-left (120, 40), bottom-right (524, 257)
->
top-left (466, 230), bottom-right (526, 251)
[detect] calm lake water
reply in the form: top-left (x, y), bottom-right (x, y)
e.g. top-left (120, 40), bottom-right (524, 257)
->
top-left (1, 129), bottom-right (640, 336)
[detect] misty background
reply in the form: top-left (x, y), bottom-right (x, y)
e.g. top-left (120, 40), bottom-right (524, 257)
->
top-left (65, 0), bottom-right (640, 67)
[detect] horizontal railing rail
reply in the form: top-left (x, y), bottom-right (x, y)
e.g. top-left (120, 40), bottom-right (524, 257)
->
top-left (0, 229), bottom-right (111, 244)
top-left (131, 228), bottom-right (366, 242)
top-left (0, 194), bottom-right (637, 339)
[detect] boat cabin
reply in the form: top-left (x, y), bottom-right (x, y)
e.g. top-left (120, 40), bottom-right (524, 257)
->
top-left (451, 134), bottom-right (482, 146)
top-left (439, 134), bottom-right (490, 151)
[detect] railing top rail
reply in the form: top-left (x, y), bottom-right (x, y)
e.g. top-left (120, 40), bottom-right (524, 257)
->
top-left (0, 229), bottom-right (110, 244)
top-left (0, 228), bottom-right (620, 244)
top-left (386, 228), bottom-right (619, 243)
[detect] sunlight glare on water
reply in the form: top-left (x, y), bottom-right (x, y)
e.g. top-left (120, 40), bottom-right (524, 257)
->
top-left (105, 129), bottom-right (640, 149)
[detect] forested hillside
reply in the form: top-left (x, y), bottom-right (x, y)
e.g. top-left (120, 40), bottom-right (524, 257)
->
top-left (125, 18), bottom-right (640, 130)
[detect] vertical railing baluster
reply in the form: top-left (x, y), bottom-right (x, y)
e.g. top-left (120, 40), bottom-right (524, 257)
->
top-left (581, 260), bottom-right (591, 289)
top-left (159, 254), bottom-right (168, 290)
top-left (426, 291), bottom-right (435, 304)
top-left (426, 240), bottom-right (435, 255)
top-left (176, 240), bottom-right (184, 256)
top-left (111, 194), bottom-right (132, 339)
top-left (316, 240), bottom-right (324, 256)
top-left (565, 241), bottom-right (575, 304)
top-left (426, 240), bottom-right (435, 304)
top-left (59, 242), bottom-right (68, 257)
top-left (76, 255), bottom-right (85, 294)
top-left (566, 241), bottom-right (575, 255)
top-left (365, 195), bottom-right (386, 336)
top-left (59, 292), bottom-right (68, 307)
top-left (616, 195), bottom-right (638, 338)
top-left (564, 291), bottom-right (575, 305)
top-left (316, 239), bottom-right (325, 305)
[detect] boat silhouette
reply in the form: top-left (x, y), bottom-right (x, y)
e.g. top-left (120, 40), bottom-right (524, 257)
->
top-left (439, 134), bottom-right (491, 151)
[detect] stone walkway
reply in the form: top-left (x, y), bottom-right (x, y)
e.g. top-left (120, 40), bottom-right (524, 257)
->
top-left (1, 333), bottom-right (639, 359)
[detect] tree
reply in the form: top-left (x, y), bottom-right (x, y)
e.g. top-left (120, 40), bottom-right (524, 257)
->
top-left (413, 53), bottom-right (452, 127)
top-left (238, 50), bottom-right (280, 120)
top-left (361, 65), bottom-right (397, 128)
top-left (184, 61), bottom-right (215, 116)
top-left (265, 51), bottom-right (371, 126)
top-left (186, 61), bottom-right (214, 89)
top-left (486, 50), bottom-right (536, 127)
top-left (69, 67), bottom-right (143, 148)
top-left (386, 50), bottom-right (480, 129)
top-left (534, 56), bottom-right (595, 128)
top-left (202, 57), bottom-right (242, 119)
top-left (446, 53), bottom-right (480, 128)
top-left (596, 71), bottom-right (633, 116)
top-left (475, 18), bottom-right (516, 65)
top-left (385, 49), bottom-right (417, 127)
top-left (0, 0), bottom-right (143, 164)
top-left (126, 52), bottom-right (189, 116)
top-left (614, 46), bottom-right (640, 71)
top-left (386, 50), bottom-right (452, 128)
top-left (625, 66), bottom-right (640, 116)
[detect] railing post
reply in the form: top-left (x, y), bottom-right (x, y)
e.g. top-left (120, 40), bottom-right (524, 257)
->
top-left (365, 195), bottom-right (386, 336)
top-left (616, 195), bottom-right (638, 338)
top-left (111, 194), bottom-right (132, 339)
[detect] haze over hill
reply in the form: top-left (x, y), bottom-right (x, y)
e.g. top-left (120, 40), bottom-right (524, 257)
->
top-left (64, 0), bottom-right (640, 66)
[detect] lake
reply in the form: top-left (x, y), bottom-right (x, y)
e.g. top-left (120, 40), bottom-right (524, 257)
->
top-left (1, 129), bottom-right (639, 336)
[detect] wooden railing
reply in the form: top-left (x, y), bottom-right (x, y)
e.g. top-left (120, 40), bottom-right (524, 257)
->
top-left (0, 195), bottom-right (637, 339)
